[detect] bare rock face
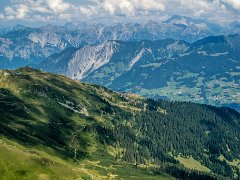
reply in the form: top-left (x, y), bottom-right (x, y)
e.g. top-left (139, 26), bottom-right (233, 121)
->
top-left (67, 41), bottom-right (118, 80)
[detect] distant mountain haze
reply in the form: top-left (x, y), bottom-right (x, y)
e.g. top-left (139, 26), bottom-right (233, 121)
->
top-left (0, 15), bottom-right (239, 69)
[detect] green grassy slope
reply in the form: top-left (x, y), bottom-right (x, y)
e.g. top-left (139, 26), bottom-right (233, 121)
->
top-left (0, 67), bottom-right (239, 179)
top-left (0, 67), bottom-right (174, 179)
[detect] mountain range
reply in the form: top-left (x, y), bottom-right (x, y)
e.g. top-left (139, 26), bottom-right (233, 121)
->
top-left (0, 16), bottom-right (239, 108)
top-left (0, 15), bottom-right (239, 69)
top-left (38, 34), bottom-right (240, 111)
top-left (0, 67), bottom-right (239, 179)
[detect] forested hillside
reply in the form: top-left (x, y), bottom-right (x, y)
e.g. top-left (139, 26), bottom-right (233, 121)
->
top-left (0, 68), bottom-right (239, 179)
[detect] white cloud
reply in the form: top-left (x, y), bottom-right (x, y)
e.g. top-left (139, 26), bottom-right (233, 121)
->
top-left (16, 4), bottom-right (29, 19)
top-left (1, 0), bottom-right (74, 22)
top-left (47, 0), bottom-right (71, 13)
top-left (4, 4), bottom-right (29, 20)
top-left (0, 0), bottom-right (166, 22)
top-left (221, 0), bottom-right (240, 10)
top-left (96, 0), bottom-right (165, 16)
top-left (159, 0), bottom-right (239, 24)
top-left (79, 6), bottom-right (97, 16)
top-left (23, 0), bottom-right (72, 14)
top-left (0, 0), bottom-right (239, 24)
top-left (6, 16), bottom-right (15, 20)
top-left (138, 0), bottom-right (165, 11)
top-left (103, 0), bottom-right (135, 15)
top-left (0, 14), bottom-right (4, 19)
top-left (4, 7), bottom-right (15, 15)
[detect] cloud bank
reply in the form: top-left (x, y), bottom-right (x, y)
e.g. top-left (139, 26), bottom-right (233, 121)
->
top-left (0, 0), bottom-right (239, 25)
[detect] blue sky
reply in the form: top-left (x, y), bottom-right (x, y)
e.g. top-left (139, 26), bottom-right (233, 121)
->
top-left (0, 0), bottom-right (239, 26)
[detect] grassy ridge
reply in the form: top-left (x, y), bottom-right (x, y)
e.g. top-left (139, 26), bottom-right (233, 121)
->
top-left (0, 67), bottom-right (239, 179)
top-left (0, 67), bottom-right (174, 179)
